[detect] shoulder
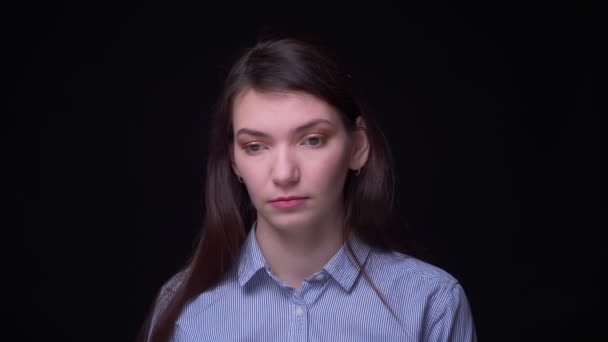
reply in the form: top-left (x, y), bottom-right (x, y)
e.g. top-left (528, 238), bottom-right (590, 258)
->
top-left (150, 269), bottom-right (189, 321)
top-left (178, 268), bottom-right (239, 320)
top-left (159, 269), bottom-right (188, 300)
top-left (367, 249), bottom-right (471, 311)
top-left (368, 250), bottom-right (477, 340)
top-left (141, 269), bottom-right (189, 340)
top-left (370, 249), bottom-right (459, 289)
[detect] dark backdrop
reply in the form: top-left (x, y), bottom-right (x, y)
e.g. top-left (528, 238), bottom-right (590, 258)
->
top-left (11, 2), bottom-right (599, 341)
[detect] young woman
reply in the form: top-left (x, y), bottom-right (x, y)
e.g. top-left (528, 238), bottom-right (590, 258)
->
top-left (140, 33), bottom-right (477, 341)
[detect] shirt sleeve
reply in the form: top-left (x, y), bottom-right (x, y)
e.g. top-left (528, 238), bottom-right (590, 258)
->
top-left (423, 281), bottom-right (478, 341)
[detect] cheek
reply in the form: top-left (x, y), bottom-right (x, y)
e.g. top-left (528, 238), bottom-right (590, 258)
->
top-left (234, 154), bottom-right (261, 191)
top-left (308, 147), bottom-right (350, 186)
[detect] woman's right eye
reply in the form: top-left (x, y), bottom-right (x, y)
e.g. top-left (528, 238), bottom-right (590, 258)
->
top-left (243, 143), bottom-right (264, 154)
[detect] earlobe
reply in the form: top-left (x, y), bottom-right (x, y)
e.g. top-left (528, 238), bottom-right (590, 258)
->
top-left (231, 161), bottom-right (244, 183)
top-left (232, 166), bottom-right (241, 180)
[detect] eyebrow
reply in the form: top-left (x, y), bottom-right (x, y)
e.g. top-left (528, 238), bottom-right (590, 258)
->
top-left (235, 118), bottom-right (334, 138)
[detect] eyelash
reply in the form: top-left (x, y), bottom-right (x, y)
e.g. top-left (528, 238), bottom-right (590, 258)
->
top-left (242, 135), bottom-right (326, 154)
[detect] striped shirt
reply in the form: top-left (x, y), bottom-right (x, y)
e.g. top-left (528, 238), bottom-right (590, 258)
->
top-left (149, 224), bottom-right (477, 341)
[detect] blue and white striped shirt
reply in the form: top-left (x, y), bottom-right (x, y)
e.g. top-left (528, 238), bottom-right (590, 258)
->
top-left (150, 224), bottom-right (477, 341)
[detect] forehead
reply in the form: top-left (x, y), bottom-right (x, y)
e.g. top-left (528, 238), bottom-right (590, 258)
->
top-left (232, 88), bottom-right (341, 131)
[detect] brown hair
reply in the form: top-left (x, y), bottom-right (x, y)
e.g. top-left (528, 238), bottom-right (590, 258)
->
top-left (139, 32), bottom-right (419, 342)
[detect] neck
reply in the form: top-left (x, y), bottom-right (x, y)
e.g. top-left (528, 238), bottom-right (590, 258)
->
top-left (255, 213), bottom-right (345, 292)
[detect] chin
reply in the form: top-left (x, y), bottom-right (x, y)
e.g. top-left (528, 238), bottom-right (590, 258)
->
top-left (260, 212), bottom-right (316, 231)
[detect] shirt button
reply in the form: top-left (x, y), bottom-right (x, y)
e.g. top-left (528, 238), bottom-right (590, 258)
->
top-left (315, 273), bottom-right (325, 281)
top-left (296, 306), bottom-right (304, 317)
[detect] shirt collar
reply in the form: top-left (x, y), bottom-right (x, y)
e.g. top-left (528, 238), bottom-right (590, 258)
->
top-left (323, 230), bottom-right (371, 292)
top-left (237, 222), bottom-right (268, 287)
top-left (237, 222), bottom-right (372, 292)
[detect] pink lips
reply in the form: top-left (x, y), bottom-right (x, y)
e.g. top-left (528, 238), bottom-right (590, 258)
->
top-left (270, 196), bottom-right (308, 209)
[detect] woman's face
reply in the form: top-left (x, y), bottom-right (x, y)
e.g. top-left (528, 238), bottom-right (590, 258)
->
top-left (230, 88), bottom-right (368, 233)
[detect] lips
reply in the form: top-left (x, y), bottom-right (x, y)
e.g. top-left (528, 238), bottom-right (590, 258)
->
top-left (269, 196), bottom-right (308, 209)
top-left (270, 196), bottom-right (307, 202)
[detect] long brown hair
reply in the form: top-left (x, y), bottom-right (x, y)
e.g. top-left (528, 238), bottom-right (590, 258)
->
top-left (139, 32), bottom-right (419, 342)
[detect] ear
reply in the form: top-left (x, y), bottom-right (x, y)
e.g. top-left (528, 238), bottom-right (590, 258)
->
top-left (349, 116), bottom-right (370, 171)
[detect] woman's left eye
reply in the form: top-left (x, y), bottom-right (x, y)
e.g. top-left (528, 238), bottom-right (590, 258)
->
top-left (303, 135), bottom-right (324, 146)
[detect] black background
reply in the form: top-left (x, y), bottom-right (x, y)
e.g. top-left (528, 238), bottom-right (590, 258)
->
top-left (11, 1), bottom-right (600, 341)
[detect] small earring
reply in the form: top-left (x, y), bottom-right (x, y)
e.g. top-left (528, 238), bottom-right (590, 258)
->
top-left (355, 168), bottom-right (361, 176)
top-left (237, 175), bottom-right (244, 183)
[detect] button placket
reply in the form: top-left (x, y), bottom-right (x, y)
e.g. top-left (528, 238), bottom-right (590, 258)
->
top-left (293, 304), bottom-right (308, 342)
top-left (295, 305), bottom-right (305, 317)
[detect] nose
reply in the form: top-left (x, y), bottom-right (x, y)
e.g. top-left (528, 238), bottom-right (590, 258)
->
top-left (271, 146), bottom-right (300, 187)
